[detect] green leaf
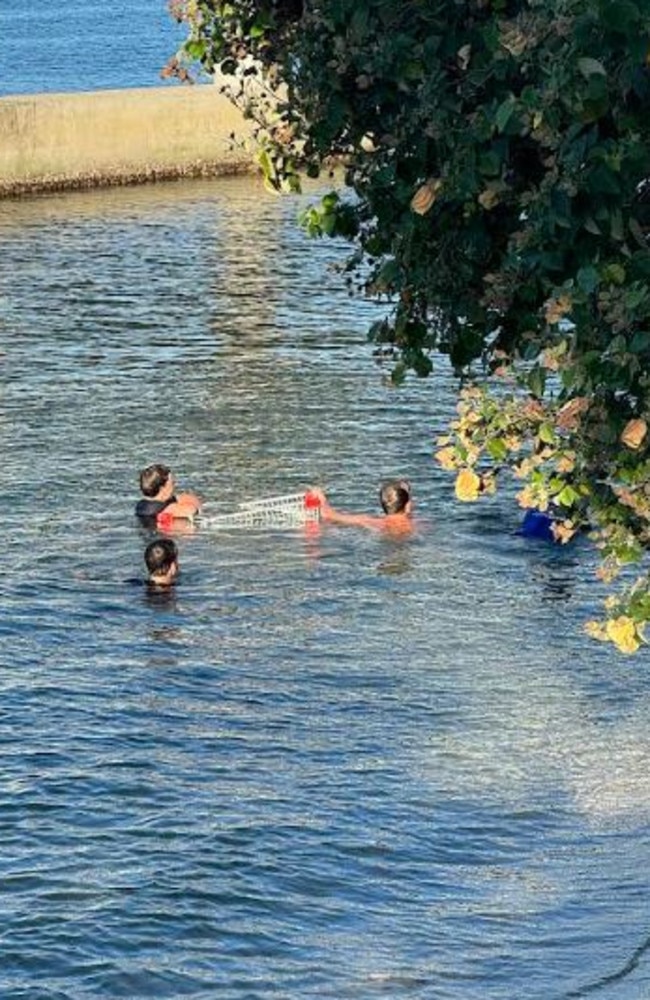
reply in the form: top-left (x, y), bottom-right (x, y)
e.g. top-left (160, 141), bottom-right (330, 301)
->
top-left (603, 263), bottom-right (626, 285)
top-left (478, 150), bottom-right (502, 177)
top-left (608, 334), bottom-right (627, 354)
top-left (600, 1), bottom-right (640, 32)
top-left (257, 148), bottom-right (276, 182)
top-left (528, 367), bottom-right (546, 398)
top-left (583, 217), bottom-right (602, 235)
top-left (185, 39), bottom-right (207, 60)
top-left (321, 213), bottom-right (338, 236)
top-left (628, 218), bottom-right (647, 248)
top-left (495, 96), bottom-right (516, 133)
top-left (557, 485), bottom-right (581, 506)
top-left (280, 174), bottom-right (302, 194)
top-left (412, 352), bottom-right (433, 378)
top-left (321, 191), bottom-right (339, 210)
top-left (578, 57), bottom-right (607, 78)
top-left (377, 259), bottom-right (400, 288)
top-left (610, 210), bottom-right (624, 242)
top-left (630, 330), bottom-right (650, 353)
top-left (539, 422), bottom-right (556, 445)
top-left (577, 266), bottom-right (599, 293)
top-left (587, 165), bottom-right (621, 196)
top-left (249, 23), bottom-right (266, 39)
top-left (487, 438), bottom-right (508, 461)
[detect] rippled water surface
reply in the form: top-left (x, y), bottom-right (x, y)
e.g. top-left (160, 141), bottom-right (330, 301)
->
top-left (1, 178), bottom-right (650, 1000)
top-left (0, 0), bottom-right (185, 96)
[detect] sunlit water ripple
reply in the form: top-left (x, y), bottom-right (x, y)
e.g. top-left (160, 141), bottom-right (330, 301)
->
top-left (1, 178), bottom-right (650, 1000)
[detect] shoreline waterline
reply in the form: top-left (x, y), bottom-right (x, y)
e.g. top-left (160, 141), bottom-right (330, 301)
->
top-left (0, 85), bottom-right (255, 199)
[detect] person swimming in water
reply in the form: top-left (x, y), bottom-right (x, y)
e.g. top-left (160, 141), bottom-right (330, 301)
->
top-left (144, 538), bottom-right (179, 587)
top-left (135, 463), bottom-right (201, 527)
top-left (310, 480), bottom-right (414, 535)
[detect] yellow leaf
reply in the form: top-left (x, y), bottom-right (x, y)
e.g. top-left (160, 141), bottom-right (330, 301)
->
top-left (500, 25), bottom-right (527, 57)
top-left (584, 620), bottom-right (607, 641)
top-left (516, 486), bottom-right (535, 506)
top-left (606, 616), bottom-right (640, 654)
top-left (360, 132), bottom-right (377, 153)
top-left (522, 399), bottom-right (545, 420)
top-left (435, 446), bottom-right (457, 470)
top-left (597, 564), bottom-right (619, 584)
top-left (621, 417), bottom-right (647, 450)
top-left (455, 468), bottom-right (481, 502)
top-left (263, 176), bottom-right (281, 196)
top-left (544, 294), bottom-right (572, 325)
top-left (552, 520), bottom-right (577, 544)
top-left (480, 472), bottom-right (497, 495)
top-left (410, 178), bottom-right (442, 215)
top-left (541, 348), bottom-right (560, 371)
top-left (556, 396), bottom-right (590, 431)
top-left (556, 455), bottom-right (576, 474)
top-left (457, 44), bottom-right (471, 71)
top-left (478, 188), bottom-right (500, 211)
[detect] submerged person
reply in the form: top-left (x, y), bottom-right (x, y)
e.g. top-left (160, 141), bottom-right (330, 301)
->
top-left (144, 538), bottom-right (179, 587)
top-left (311, 480), bottom-right (415, 536)
top-left (135, 463), bottom-right (201, 527)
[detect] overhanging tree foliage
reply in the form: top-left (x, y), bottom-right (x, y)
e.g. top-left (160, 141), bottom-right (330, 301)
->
top-left (169, 0), bottom-right (650, 653)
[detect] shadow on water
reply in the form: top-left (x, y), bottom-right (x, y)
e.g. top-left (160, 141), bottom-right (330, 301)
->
top-left (565, 929), bottom-right (650, 998)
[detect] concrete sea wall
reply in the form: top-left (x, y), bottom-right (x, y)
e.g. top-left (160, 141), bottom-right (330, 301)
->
top-left (0, 86), bottom-right (256, 197)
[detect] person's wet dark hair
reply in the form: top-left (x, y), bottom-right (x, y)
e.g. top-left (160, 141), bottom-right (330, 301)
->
top-left (139, 463), bottom-right (171, 498)
top-left (379, 481), bottom-right (411, 515)
top-left (144, 538), bottom-right (178, 578)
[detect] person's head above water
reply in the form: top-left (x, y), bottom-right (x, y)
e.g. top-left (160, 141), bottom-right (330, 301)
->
top-left (139, 463), bottom-right (173, 499)
top-left (309, 479), bottom-right (414, 534)
top-left (135, 464), bottom-right (200, 524)
top-left (144, 538), bottom-right (179, 586)
top-left (379, 480), bottom-right (411, 515)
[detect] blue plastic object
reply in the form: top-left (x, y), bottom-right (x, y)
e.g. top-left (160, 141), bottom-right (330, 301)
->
top-left (520, 509), bottom-right (556, 543)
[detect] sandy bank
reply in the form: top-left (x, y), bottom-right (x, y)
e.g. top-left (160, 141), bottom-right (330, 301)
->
top-left (0, 86), bottom-right (255, 197)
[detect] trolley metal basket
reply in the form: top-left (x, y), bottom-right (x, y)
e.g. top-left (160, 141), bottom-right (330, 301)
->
top-left (196, 490), bottom-right (321, 530)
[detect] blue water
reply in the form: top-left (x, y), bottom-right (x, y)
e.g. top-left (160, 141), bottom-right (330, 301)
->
top-left (1, 177), bottom-right (650, 999)
top-left (0, 0), bottom-right (187, 96)
top-left (4, 6), bottom-right (650, 996)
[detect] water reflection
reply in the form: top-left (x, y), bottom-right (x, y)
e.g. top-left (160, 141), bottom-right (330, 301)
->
top-left (144, 589), bottom-right (181, 615)
top-left (527, 553), bottom-right (580, 604)
top-left (376, 548), bottom-right (414, 578)
top-left (566, 930), bottom-right (650, 998)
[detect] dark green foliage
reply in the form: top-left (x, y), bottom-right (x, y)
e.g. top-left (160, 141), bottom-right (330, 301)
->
top-left (172, 0), bottom-right (650, 650)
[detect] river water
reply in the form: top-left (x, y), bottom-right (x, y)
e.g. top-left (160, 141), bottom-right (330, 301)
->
top-left (1, 177), bottom-right (650, 999)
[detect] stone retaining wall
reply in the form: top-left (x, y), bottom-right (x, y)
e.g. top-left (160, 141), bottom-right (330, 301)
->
top-left (0, 86), bottom-right (255, 197)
